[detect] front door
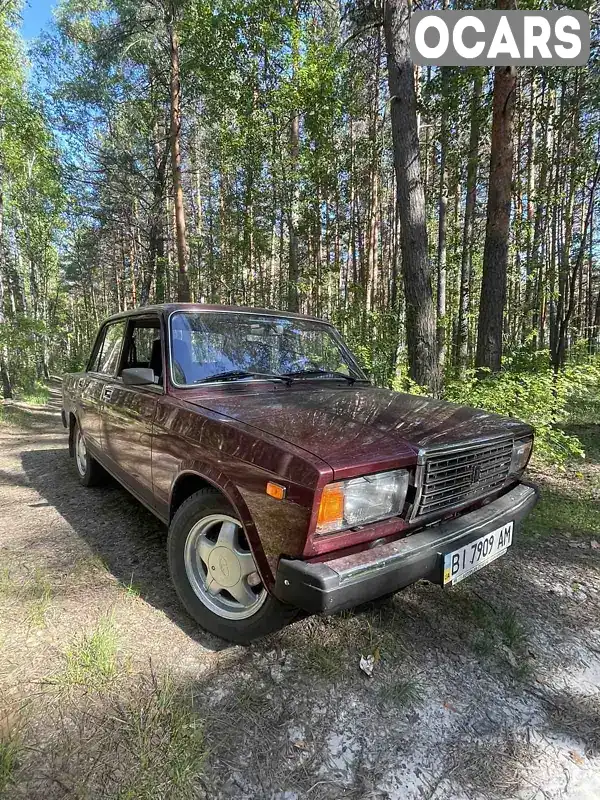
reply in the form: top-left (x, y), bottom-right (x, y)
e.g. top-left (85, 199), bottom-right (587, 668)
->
top-left (101, 315), bottom-right (163, 510)
top-left (80, 320), bottom-right (127, 455)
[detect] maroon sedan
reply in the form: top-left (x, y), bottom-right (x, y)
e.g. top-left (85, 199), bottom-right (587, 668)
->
top-left (61, 304), bottom-right (538, 642)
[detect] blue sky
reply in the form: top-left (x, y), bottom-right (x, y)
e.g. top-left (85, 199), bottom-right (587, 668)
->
top-left (20, 0), bottom-right (55, 40)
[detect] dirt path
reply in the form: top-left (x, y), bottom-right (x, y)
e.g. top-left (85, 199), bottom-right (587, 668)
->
top-left (1, 384), bottom-right (600, 799)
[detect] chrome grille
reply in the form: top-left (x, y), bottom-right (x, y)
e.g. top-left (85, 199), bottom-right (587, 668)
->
top-left (413, 438), bottom-right (513, 519)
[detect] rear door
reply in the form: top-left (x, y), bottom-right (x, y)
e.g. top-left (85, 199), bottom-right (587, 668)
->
top-left (79, 320), bottom-right (126, 455)
top-left (101, 315), bottom-right (163, 509)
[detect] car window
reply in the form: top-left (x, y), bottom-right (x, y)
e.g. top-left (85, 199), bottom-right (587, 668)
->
top-left (88, 328), bottom-right (106, 373)
top-left (169, 311), bottom-right (363, 385)
top-left (121, 318), bottom-right (162, 383)
top-left (95, 321), bottom-right (126, 376)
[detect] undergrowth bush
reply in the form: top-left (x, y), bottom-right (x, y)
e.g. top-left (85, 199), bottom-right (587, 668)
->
top-left (443, 352), bottom-right (600, 466)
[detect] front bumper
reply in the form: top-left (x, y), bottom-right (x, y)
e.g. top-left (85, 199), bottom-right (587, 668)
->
top-left (274, 482), bottom-right (539, 614)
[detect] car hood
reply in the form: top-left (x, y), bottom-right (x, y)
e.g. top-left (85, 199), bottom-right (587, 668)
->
top-left (189, 386), bottom-right (531, 479)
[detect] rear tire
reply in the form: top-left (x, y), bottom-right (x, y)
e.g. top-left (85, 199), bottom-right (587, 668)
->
top-left (168, 488), bottom-right (298, 643)
top-left (73, 421), bottom-right (106, 487)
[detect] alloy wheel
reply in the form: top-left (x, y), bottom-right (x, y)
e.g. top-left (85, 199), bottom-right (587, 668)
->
top-left (184, 514), bottom-right (267, 620)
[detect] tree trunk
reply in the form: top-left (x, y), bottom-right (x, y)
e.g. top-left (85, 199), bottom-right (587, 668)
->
top-left (457, 72), bottom-right (482, 376)
top-left (592, 285), bottom-right (600, 354)
top-left (384, 0), bottom-right (440, 395)
top-left (475, 1), bottom-right (517, 373)
top-left (287, 0), bottom-right (301, 312)
top-left (143, 108), bottom-right (169, 305)
top-left (168, 15), bottom-right (190, 302)
top-left (553, 161), bottom-right (600, 370)
top-left (437, 64), bottom-right (449, 373)
top-left (436, 0), bottom-right (449, 371)
top-left (287, 110), bottom-right (300, 311)
top-left (0, 173), bottom-right (12, 399)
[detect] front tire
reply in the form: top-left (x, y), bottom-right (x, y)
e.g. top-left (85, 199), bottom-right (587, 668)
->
top-left (168, 489), bottom-right (297, 643)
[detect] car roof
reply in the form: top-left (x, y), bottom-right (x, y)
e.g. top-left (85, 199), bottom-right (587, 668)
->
top-left (102, 303), bottom-right (333, 326)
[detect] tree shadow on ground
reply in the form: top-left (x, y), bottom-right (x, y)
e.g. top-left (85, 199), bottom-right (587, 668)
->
top-left (20, 445), bottom-right (229, 653)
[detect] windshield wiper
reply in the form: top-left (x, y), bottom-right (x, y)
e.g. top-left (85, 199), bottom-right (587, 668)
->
top-left (194, 370), bottom-right (292, 385)
top-left (282, 369), bottom-right (365, 384)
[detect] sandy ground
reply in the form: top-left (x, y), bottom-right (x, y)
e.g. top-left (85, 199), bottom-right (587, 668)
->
top-left (1, 384), bottom-right (600, 799)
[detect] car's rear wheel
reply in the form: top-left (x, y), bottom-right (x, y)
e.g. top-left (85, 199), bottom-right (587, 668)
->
top-left (73, 422), bottom-right (105, 487)
top-left (168, 488), bottom-right (297, 643)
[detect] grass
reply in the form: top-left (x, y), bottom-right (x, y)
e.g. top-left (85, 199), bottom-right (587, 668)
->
top-left (0, 405), bottom-right (37, 429)
top-left (0, 568), bottom-right (14, 597)
top-left (113, 676), bottom-right (205, 799)
top-left (58, 616), bottom-right (120, 691)
top-left (122, 574), bottom-right (141, 599)
top-left (0, 733), bottom-right (23, 794)
top-left (25, 598), bottom-right (51, 628)
top-left (33, 676), bottom-right (205, 799)
top-left (379, 677), bottom-right (424, 708)
top-left (471, 628), bottom-right (495, 657)
top-left (445, 590), bottom-right (530, 669)
top-left (73, 554), bottom-right (109, 578)
top-left (0, 567), bottom-right (53, 626)
top-left (498, 609), bottom-right (527, 650)
top-left (299, 640), bottom-right (346, 680)
top-left (19, 382), bottom-right (50, 405)
top-left (522, 487), bottom-right (600, 540)
top-left (24, 568), bottom-right (53, 628)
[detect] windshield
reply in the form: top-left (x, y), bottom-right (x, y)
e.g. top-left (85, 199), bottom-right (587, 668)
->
top-left (169, 311), bottom-right (364, 386)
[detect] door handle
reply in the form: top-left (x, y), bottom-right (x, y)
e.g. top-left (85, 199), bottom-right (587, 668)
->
top-left (102, 386), bottom-right (115, 401)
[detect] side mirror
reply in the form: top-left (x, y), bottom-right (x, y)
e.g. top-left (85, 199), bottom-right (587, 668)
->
top-left (122, 367), bottom-right (156, 386)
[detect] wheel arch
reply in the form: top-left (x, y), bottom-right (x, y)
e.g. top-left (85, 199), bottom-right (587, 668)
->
top-left (168, 468), bottom-right (274, 587)
top-left (169, 471), bottom-right (223, 520)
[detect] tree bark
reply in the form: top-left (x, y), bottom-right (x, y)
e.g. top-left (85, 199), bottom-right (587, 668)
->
top-left (168, 14), bottom-right (190, 302)
top-left (384, 0), bottom-right (440, 395)
top-left (287, 0), bottom-right (301, 312)
top-left (553, 161), bottom-right (600, 370)
top-left (457, 72), bottom-right (482, 376)
top-left (0, 170), bottom-right (12, 399)
top-left (287, 110), bottom-right (300, 311)
top-left (437, 66), bottom-right (449, 372)
top-left (475, 0), bottom-right (517, 372)
top-left (436, 0), bottom-right (449, 371)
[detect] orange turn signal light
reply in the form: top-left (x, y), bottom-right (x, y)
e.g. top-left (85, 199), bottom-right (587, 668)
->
top-left (317, 484), bottom-right (344, 531)
top-left (266, 481), bottom-right (286, 500)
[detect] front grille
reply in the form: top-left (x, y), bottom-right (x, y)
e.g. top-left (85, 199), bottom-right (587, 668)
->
top-left (413, 438), bottom-right (513, 519)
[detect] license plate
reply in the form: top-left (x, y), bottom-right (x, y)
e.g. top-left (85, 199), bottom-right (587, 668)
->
top-left (443, 522), bottom-right (514, 586)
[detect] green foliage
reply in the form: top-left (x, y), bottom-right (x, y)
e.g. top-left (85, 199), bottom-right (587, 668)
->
top-left (58, 616), bottom-right (120, 690)
top-left (444, 352), bottom-right (600, 466)
top-left (0, 732), bottom-right (23, 794)
top-left (20, 381), bottom-right (51, 405)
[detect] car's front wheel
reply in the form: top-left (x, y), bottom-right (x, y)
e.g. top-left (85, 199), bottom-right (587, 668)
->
top-left (167, 488), bottom-right (297, 643)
